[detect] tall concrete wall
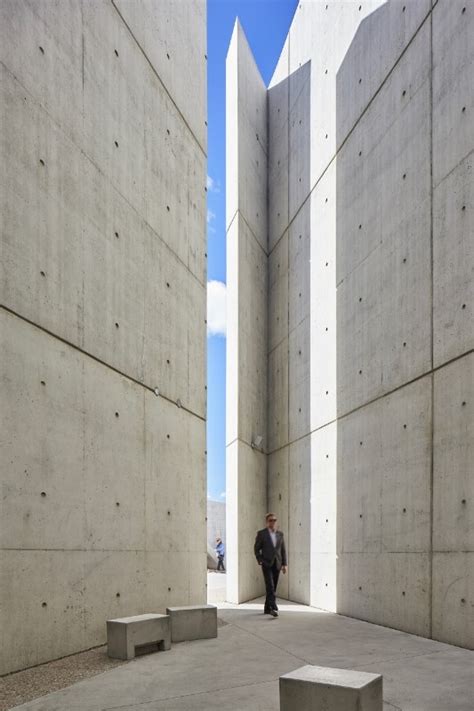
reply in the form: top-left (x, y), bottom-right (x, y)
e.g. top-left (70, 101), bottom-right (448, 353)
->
top-left (227, 0), bottom-right (473, 648)
top-left (207, 499), bottom-right (226, 550)
top-left (226, 21), bottom-right (268, 603)
top-left (0, 0), bottom-right (207, 674)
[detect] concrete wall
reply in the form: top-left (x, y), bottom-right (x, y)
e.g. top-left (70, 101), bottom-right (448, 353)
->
top-left (207, 499), bottom-right (226, 550)
top-left (226, 21), bottom-right (268, 603)
top-left (227, 0), bottom-right (473, 648)
top-left (0, 0), bottom-right (207, 674)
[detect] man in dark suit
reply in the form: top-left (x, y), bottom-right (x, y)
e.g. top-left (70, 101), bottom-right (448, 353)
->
top-left (254, 513), bottom-right (287, 617)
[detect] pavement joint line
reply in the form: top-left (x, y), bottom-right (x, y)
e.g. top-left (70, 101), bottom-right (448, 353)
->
top-left (221, 618), bottom-right (311, 666)
top-left (101, 677), bottom-right (279, 710)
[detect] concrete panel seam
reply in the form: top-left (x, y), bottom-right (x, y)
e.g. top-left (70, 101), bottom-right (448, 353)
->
top-left (227, 209), bottom-right (269, 258)
top-left (265, 349), bottom-right (474, 457)
top-left (110, 0), bottom-right (207, 158)
top-left (267, 6), bottom-right (435, 261)
top-left (0, 58), bottom-right (207, 292)
top-left (433, 145), bottom-right (474, 192)
top-left (0, 304), bottom-right (206, 423)
top-left (429, 4), bottom-right (435, 641)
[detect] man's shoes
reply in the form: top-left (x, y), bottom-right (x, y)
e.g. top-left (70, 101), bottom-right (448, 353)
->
top-left (270, 609), bottom-right (278, 617)
top-left (274, 604), bottom-right (278, 611)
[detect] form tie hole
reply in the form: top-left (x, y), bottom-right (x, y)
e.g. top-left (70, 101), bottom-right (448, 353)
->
top-left (39, 46), bottom-right (45, 54)
top-left (115, 231), bottom-right (119, 239)
top-left (116, 592), bottom-right (120, 598)
top-left (115, 322), bottom-right (119, 329)
top-left (116, 502), bottom-right (120, 507)
top-left (39, 158), bottom-right (45, 166)
top-left (41, 491), bottom-right (46, 498)
top-left (42, 601), bottom-right (47, 607)
top-left (462, 304), bottom-right (466, 309)
top-left (114, 140), bottom-right (119, 148)
top-left (115, 411), bottom-right (119, 418)
top-left (114, 49), bottom-right (119, 57)
top-left (41, 380), bottom-right (46, 386)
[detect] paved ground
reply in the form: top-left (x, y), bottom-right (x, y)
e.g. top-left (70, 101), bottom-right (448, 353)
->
top-left (5, 598), bottom-right (474, 710)
top-left (207, 570), bottom-right (226, 604)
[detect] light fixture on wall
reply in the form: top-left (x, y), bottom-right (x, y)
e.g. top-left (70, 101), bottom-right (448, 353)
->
top-left (251, 435), bottom-right (263, 450)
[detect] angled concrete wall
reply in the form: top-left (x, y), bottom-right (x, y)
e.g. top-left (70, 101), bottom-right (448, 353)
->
top-left (227, 0), bottom-right (473, 648)
top-left (226, 21), bottom-right (268, 603)
top-left (0, 0), bottom-right (207, 674)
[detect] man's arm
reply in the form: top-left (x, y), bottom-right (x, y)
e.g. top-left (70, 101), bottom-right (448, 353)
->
top-left (281, 534), bottom-right (287, 567)
top-left (254, 530), bottom-right (263, 564)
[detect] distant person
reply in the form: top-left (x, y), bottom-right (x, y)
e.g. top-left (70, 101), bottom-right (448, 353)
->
top-left (254, 513), bottom-right (287, 617)
top-left (216, 537), bottom-right (225, 572)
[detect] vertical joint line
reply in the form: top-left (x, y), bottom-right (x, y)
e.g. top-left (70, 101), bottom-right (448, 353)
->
top-left (429, 6), bottom-right (434, 641)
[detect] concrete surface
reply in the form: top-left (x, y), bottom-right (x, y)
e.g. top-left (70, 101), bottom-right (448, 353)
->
top-left (226, 20), bottom-right (268, 604)
top-left (107, 614), bottom-right (171, 660)
top-left (207, 499), bottom-right (226, 552)
top-left (8, 600), bottom-right (474, 711)
top-left (280, 665), bottom-right (382, 711)
top-left (226, 0), bottom-right (474, 649)
top-left (207, 571), bottom-right (227, 605)
top-left (166, 605), bottom-right (217, 642)
top-left (0, 0), bottom-right (207, 675)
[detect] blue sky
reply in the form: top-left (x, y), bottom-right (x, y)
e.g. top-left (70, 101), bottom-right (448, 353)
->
top-left (206, 0), bottom-right (298, 502)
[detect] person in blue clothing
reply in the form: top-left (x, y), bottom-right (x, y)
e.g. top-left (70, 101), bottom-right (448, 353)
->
top-left (215, 537), bottom-right (225, 572)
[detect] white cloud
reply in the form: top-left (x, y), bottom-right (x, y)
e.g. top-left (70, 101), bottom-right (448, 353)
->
top-left (207, 175), bottom-right (220, 193)
top-left (207, 280), bottom-right (226, 337)
top-left (220, 492), bottom-right (226, 499)
top-left (207, 208), bottom-right (216, 224)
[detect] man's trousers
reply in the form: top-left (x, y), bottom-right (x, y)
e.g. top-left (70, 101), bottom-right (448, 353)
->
top-left (262, 562), bottom-right (280, 612)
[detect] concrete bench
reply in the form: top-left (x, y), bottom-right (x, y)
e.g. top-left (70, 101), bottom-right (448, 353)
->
top-left (166, 605), bottom-right (218, 642)
top-left (107, 613), bottom-right (171, 660)
top-left (280, 665), bottom-right (382, 711)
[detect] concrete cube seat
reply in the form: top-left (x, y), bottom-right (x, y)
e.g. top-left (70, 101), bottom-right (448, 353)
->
top-left (280, 665), bottom-right (383, 711)
top-left (166, 605), bottom-right (218, 642)
top-left (107, 613), bottom-right (171, 660)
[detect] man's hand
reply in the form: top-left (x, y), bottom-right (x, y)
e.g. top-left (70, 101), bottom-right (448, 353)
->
top-left (282, 565), bottom-right (287, 574)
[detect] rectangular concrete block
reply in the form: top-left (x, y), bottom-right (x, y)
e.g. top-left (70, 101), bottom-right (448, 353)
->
top-left (107, 613), bottom-right (171, 660)
top-left (166, 605), bottom-right (217, 642)
top-left (280, 665), bottom-right (383, 711)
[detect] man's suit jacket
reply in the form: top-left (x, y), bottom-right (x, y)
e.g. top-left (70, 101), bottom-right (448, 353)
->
top-left (254, 528), bottom-right (287, 570)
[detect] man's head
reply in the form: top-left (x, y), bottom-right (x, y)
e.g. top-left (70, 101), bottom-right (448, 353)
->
top-left (216, 537), bottom-right (221, 544)
top-left (266, 513), bottom-right (277, 531)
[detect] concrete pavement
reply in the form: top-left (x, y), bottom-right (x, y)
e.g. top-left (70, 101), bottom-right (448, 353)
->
top-left (9, 599), bottom-right (474, 710)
